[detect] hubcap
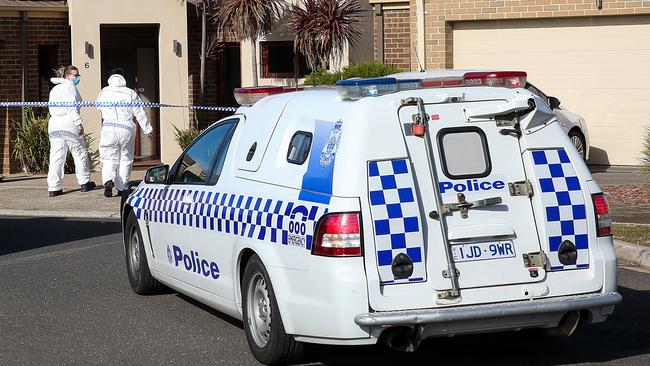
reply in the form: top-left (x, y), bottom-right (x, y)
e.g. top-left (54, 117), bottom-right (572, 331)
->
top-left (571, 135), bottom-right (584, 158)
top-left (246, 272), bottom-right (272, 348)
top-left (129, 227), bottom-right (141, 276)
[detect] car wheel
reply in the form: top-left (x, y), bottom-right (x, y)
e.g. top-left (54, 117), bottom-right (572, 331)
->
top-left (569, 130), bottom-right (586, 160)
top-left (125, 210), bottom-right (163, 294)
top-left (242, 254), bottom-right (303, 365)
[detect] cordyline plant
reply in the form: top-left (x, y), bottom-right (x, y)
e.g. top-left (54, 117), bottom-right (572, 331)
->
top-left (287, 0), bottom-right (363, 72)
top-left (212, 0), bottom-right (284, 86)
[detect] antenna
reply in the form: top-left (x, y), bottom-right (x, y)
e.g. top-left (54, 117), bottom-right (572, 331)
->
top-left (412, 42), bottom-right (424, 72)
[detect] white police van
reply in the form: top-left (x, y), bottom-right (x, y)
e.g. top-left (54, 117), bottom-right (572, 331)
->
top-left (121, 71), bottom-right (621, 365)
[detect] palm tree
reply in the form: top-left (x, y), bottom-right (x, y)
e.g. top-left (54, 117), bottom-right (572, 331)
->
top-left (212, 0), bottom-right (285, 86)
top-left (287, 0), bottom-right (363, 72)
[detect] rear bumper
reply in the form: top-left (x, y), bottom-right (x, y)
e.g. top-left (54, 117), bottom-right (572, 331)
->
top-left (355, 292), bottom-right (621, 337)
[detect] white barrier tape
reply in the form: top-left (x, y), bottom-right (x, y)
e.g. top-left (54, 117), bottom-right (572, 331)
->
top-left (0, 101), bottom-right (238, 112)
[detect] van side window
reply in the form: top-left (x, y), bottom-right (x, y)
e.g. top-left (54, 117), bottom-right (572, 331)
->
top-left (287, 131), bottom-right (312, 165)
top-left (438, 127), bottom-right (491, 179)
top-left (173, 120), bottom-right (237, 184)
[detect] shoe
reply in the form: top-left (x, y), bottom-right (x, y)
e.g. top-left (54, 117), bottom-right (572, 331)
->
top-left (80, 181), bottom-right (96, 192)
top-left (104, 180), bottom-right (114, 198)
top-left (49, 189), bottom-right (63, 197)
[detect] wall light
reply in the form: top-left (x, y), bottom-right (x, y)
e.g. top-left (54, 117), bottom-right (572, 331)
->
top-left (84, 41), bottom-right (94, 59)
top-left (172, 40), bottom-right (182, 57)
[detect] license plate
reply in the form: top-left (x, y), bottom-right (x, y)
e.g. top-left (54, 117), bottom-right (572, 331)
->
top-left (452, 240), bottom-right (516, 263)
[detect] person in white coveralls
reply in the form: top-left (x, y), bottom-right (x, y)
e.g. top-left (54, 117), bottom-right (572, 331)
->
top-left (47, 65), bottom-right (96, 197)
top-left (96, 74), bottom-right (152, 197)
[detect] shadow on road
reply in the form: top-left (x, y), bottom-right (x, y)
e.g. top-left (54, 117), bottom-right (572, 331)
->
top-left (0, 216), bottom-right (121, 255)
top-left (305, 285), bottom-right (650, 365)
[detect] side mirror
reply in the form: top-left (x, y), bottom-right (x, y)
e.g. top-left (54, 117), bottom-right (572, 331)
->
top-left (145, 164), bottom-right (169, 184)
top-left (548, 96), bottom-right (561, 110)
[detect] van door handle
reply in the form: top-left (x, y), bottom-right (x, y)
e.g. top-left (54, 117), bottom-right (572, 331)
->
top-left (440, 196), bottom-right (502, 219)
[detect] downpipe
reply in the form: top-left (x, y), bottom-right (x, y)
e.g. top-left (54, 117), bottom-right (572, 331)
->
top-left (380, 326), bottom-right (423, 352)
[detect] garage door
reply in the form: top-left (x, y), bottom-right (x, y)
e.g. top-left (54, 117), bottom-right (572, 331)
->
top-left (453, 16), bottom-right (650, 166)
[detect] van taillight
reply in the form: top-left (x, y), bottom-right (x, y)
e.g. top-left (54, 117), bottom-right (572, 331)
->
top-left (592, 193), bottom-right (612, 236)
top-left (313, 213), bottom-right (362, 257)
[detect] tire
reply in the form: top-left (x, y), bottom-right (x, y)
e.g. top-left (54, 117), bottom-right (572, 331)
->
top-left (242, 255), bottom-right (304, 365)
top-left (569, 130), bottom-right (586, 161)
top-left (125, 210), bottom-right (163, 294)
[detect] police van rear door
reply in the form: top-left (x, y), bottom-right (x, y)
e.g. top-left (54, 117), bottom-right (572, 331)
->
top-left (398, 95), bottom-right (545, 293)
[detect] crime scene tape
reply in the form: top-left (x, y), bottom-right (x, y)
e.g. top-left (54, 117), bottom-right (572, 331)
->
top-left (0, 101), bottom-right (238, 112)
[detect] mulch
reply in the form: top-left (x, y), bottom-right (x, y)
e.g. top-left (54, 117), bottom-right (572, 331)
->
top-left (603, 184), bottom-right (650, 205)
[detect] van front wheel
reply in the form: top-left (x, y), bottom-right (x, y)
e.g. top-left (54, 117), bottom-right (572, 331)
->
top-left (125, 211), bottom-right (163, 294)
top-left (242, 255), bottom-right (303, 365)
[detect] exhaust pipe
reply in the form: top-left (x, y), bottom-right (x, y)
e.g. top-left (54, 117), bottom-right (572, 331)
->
top-left (380, 326), bottom-right (423, 352)
top-left (545, 311), bottom-right (581, 337)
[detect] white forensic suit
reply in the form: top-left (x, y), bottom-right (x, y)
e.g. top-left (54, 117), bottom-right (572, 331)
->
top-left (97, 74), bottom-right (152, 192)
top-left (47, 77), bottom-right (92, 192)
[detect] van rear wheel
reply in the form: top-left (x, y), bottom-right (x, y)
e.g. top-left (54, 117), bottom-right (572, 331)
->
top-left (242, 255), bottom-right (303, 365)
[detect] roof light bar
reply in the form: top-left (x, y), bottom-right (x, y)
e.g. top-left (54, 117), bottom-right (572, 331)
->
top-left (463, 71), bottom-right (527, 88)
top-left (234, 86), bottom-right (303, 106)
top-left (397, 79), bottom-right (422, 91)
top-left (421, 76), bottom-right (464, 88)
top-left (335, 77), bottom-right (398, 100)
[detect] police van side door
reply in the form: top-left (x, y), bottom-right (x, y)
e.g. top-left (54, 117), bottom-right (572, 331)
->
top-left (399, 98), bottom-right (545, 293)
top-left (150, 120), bottom-right (239, 289)
top-left (188, 118), bottom-right (241, 301)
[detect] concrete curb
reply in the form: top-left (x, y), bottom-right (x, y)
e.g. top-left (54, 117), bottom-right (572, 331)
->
top-left (614, 239), bottom-right (650, 270)
top-left (0, 210), bottom-right (120, 221)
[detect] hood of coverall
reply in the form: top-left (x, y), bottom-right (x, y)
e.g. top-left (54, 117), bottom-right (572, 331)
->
top-left (107, 74), bottom-right (127, 88)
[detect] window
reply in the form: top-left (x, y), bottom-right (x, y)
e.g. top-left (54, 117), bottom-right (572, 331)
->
top-left (438, 127), bottom-right (491, 179)
top-left (261, 41), bottom-right (311, 78)
top-left (173, 120), bottom-right (237, 184)
top-left (287, 132), bottom-right (312, 165)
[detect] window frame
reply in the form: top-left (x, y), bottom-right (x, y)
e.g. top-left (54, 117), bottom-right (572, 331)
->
top-left (286, 131), bottom-right (313, 165)
top-left (169, 118), bottom-right (239, 186)
top-left (437, 126), bottom-right (492, 180)
top-left (260, 41), bottom-right (310, 79)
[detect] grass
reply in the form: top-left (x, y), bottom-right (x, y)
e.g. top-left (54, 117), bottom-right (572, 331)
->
top-left (612, 223), bottom-right (650, 247)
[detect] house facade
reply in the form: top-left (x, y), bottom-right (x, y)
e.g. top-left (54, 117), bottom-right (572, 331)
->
top-left (371, 0), bottom-right (650, 166)
top-left (0, 0), bottom-right (373, 173)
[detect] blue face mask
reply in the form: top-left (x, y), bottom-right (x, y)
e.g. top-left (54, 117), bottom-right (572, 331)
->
top-left (72, 76), bottom-right (81, 86)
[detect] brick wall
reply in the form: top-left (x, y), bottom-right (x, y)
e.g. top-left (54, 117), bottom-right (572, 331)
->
top-left (187, 6), bottom-right (240, 130)
top-left (379, 8), bottom-right (412, 70)
top-left (0, 15), bottom-right (71, 174)
top-left (409, 0), bottom-right (650, 70)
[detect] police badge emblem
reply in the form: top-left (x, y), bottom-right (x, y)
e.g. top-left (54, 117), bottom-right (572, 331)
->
top-left (319, 119), bottom-right (343, 168)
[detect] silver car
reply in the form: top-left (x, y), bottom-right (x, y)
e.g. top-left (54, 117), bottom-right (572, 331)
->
top-left (389, 70), bottom-right (590, 160)
top-left (525, 82), bottom-right (589, 160)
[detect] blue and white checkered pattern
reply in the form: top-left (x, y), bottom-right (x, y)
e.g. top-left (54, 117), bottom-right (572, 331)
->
top-left (368, 159), bottom-right (426, 284)
top-left (127, 187), bottom-right (325, 250)
top-left (531, 149), bottom-right (589, 271)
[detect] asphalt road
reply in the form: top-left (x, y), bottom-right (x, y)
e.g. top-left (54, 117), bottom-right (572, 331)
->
top-left (1, 217), bottom-right (649, 365)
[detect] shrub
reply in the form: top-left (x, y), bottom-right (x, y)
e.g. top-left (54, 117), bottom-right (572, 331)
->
top-left (303, 61), bottom-right (402, 86)
top-left (12, 108), bottom-right (98, 174)
top-left (172, 124), bottom-right (203, 151)
top-left (641, 125), bottom-right (650, 175)
top-left (11, 109), bottom-right (50, 173)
